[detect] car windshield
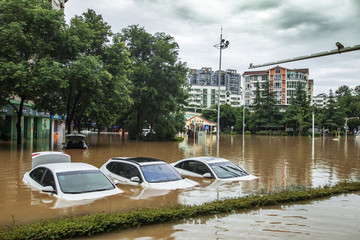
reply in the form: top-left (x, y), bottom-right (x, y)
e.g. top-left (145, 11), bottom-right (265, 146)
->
top-left (209, 161), bottom-right (249, 179)
top-left (141, 164), bottom-right (183, 183)
top-left (57, 170), bottom-right (115, 194)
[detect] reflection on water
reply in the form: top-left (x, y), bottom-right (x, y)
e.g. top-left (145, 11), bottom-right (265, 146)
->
top-left (0, 133), bottom-right (360, 232)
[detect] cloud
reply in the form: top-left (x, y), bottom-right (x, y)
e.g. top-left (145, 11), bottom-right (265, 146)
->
top-left (64, 0), bottom-right (360, 95)
top-left (235, 0), bottom-right (283, 12)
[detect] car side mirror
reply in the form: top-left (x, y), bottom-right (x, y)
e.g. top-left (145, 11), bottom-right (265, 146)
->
top-left (130, 176), bottom-right (141, 183)
top-left (203, 173), bottom-right (212, 178)
top-left (113, 179), bottom-right (120, 185)
top-left (42, 186), bottom-right (56, 194)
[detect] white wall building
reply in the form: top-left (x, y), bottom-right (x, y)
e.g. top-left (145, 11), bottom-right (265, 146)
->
top-left (48, 0), bottom-right (67, 11)
top-left (312, 93), bottom-right (330, 108)
top-left (187, 85), bottom-right (242, 109)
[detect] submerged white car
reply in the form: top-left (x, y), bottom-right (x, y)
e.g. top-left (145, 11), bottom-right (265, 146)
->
top-left (23, 151), bottom-right (122, 201)
top-left (100, 157), bottom-right (197, 190)
top-left (171, 156), bottom-right (258, 181)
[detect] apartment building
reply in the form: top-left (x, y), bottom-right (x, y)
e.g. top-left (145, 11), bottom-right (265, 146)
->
top-left (242, 66), bottom-right (314, 111)
top-left (188, 68), bottom-right (241, 94)
top-left (313, 93), bottom-right (330, 108)
top-left (48, 0), bottom-right (67, 11)
top-left (187, 85), bottom-right (242, 109)
top-left (187, 67), bottom-right (242, 110)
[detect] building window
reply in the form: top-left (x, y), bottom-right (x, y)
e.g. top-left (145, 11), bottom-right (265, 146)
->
top-left (275, 68), bottom-right (281, 74)
top-left (274, 82), bottom-right (281, 89)
top-left (274, 74), bottom-right (282, 80)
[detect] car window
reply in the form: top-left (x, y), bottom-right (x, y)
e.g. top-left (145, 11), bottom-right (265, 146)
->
top-left (57, 170), bottom-right (115, 194)
top-left (42, 169), bottom-right (56, 190)
top-left (195, 162), bottom-right (211, 175)
top-left (106, 162), bottom-right (115, 172)
top-left (107, 161), bottom-right (126, 177)
top-left (176, 160), bottom-right (195, 172)
top-left (141, 164), bottom-right (183, 183)
top-left (114, 162), bottom-right (125, 177)
top-left (209, 162), bottom-right (249, 179)
top-left (124, 164), bottom-right (142, 180)
top-left (30, 167), bottom-right (47, 184)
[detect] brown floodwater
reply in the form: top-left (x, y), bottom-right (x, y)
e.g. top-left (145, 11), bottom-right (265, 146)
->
top-left (1, 133), bottom-right (360, 239)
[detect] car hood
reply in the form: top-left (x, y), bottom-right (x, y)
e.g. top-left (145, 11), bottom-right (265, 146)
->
top-left (146, 178), bottom-right (197, 190)
top-left (217, 174), bottom-right (258, 181)
top-left (60, 187), bottom-right (122, 201)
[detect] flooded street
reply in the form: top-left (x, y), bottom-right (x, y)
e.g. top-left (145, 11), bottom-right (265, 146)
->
top-left (1, 133), bottom-right (360, 239)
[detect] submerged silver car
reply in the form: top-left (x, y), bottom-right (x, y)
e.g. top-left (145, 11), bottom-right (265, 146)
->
top-left (100, 157), bottom-right (197, 190)
top-left (171, 156), bottom-right (257, 181)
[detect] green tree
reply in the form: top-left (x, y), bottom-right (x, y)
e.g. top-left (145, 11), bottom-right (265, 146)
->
top-left (335, 85), bottom-right (360, 131)
top-left (0, 0), bottom-right (65, 144)
top-left (354, 85), bottom-right (360, 96)
top-left (321, 89), bottom-right (345, 133)
top-left (81, 35), bottom-right (133, 133)
top-left (35, 10), bottom-right (132, 134)
top-left (281, 81), bottom-right (312, 135)
top-left (250, 80), bottom-right (281, 131)
top-left (336, 85), bottom-right (353, 117)
top-left (234, 106), bottom-right (250, 133)
top-left (281, 97), bottom-right (300, 135)
top-left (121, 25), bottom-right (188, 140)
top-left (335, 85), bottom-right (352, 98)
top-left (202, 105), bottom-right (218, 123)
top-left (250, 82), bottom-right (266, 131)
top-left (219, 104), bottom-right (236, 133)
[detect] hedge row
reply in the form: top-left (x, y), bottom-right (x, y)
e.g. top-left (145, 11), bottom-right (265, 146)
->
top-left (1, 181), bottom-right (359, 240)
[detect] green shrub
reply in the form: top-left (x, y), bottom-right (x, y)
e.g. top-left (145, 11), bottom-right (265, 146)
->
top-left (172, 137), bottom-right (184, 141)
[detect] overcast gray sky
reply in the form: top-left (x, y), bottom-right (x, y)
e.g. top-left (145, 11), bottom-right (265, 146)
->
top-left (64, 0), bottom-right (360, 95)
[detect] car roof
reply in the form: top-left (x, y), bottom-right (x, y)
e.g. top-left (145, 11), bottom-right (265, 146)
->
top-left (35, 162), bottom-right (98, 173)
top-left (178, 156), bottom-right (229, 164)
top-left (65, 134), bottom-right (86, 140)
top-left (109, 157), bottom-right (166, 166)
top-left (31, 151), bottom-right (71, 169)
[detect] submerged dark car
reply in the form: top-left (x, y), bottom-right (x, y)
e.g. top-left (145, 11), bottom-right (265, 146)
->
top-left (63, 134), bottom-right (88, 149)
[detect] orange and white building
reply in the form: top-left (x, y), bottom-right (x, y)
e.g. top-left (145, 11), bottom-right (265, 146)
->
top-left (242, 66), bottom-right (313, 111)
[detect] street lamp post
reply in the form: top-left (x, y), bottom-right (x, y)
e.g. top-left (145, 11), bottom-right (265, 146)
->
top-left (344, 117), bottom-right (359, 138)
top-left (243, 99), bottom-right (245, 136)
top-left (312, 104), bottom-right (316, 160)
top-left (241, 87), bottom-right (245, 161)
top-left (214, 27), bottom-right (229, 156)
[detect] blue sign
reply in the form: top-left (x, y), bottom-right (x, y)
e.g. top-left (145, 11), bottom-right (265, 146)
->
top-left (204, 125), bottom-right (209, 130)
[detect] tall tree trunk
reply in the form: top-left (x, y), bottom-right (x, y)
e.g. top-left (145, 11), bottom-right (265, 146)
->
top-left (16, 99), bottom-right (25, 145)
top-left (66, 87), bottom-right (82, 134)
top-left (66, 118), bottom-right (72, 134)
top-left (136, 106), bottom-right (142, 140)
